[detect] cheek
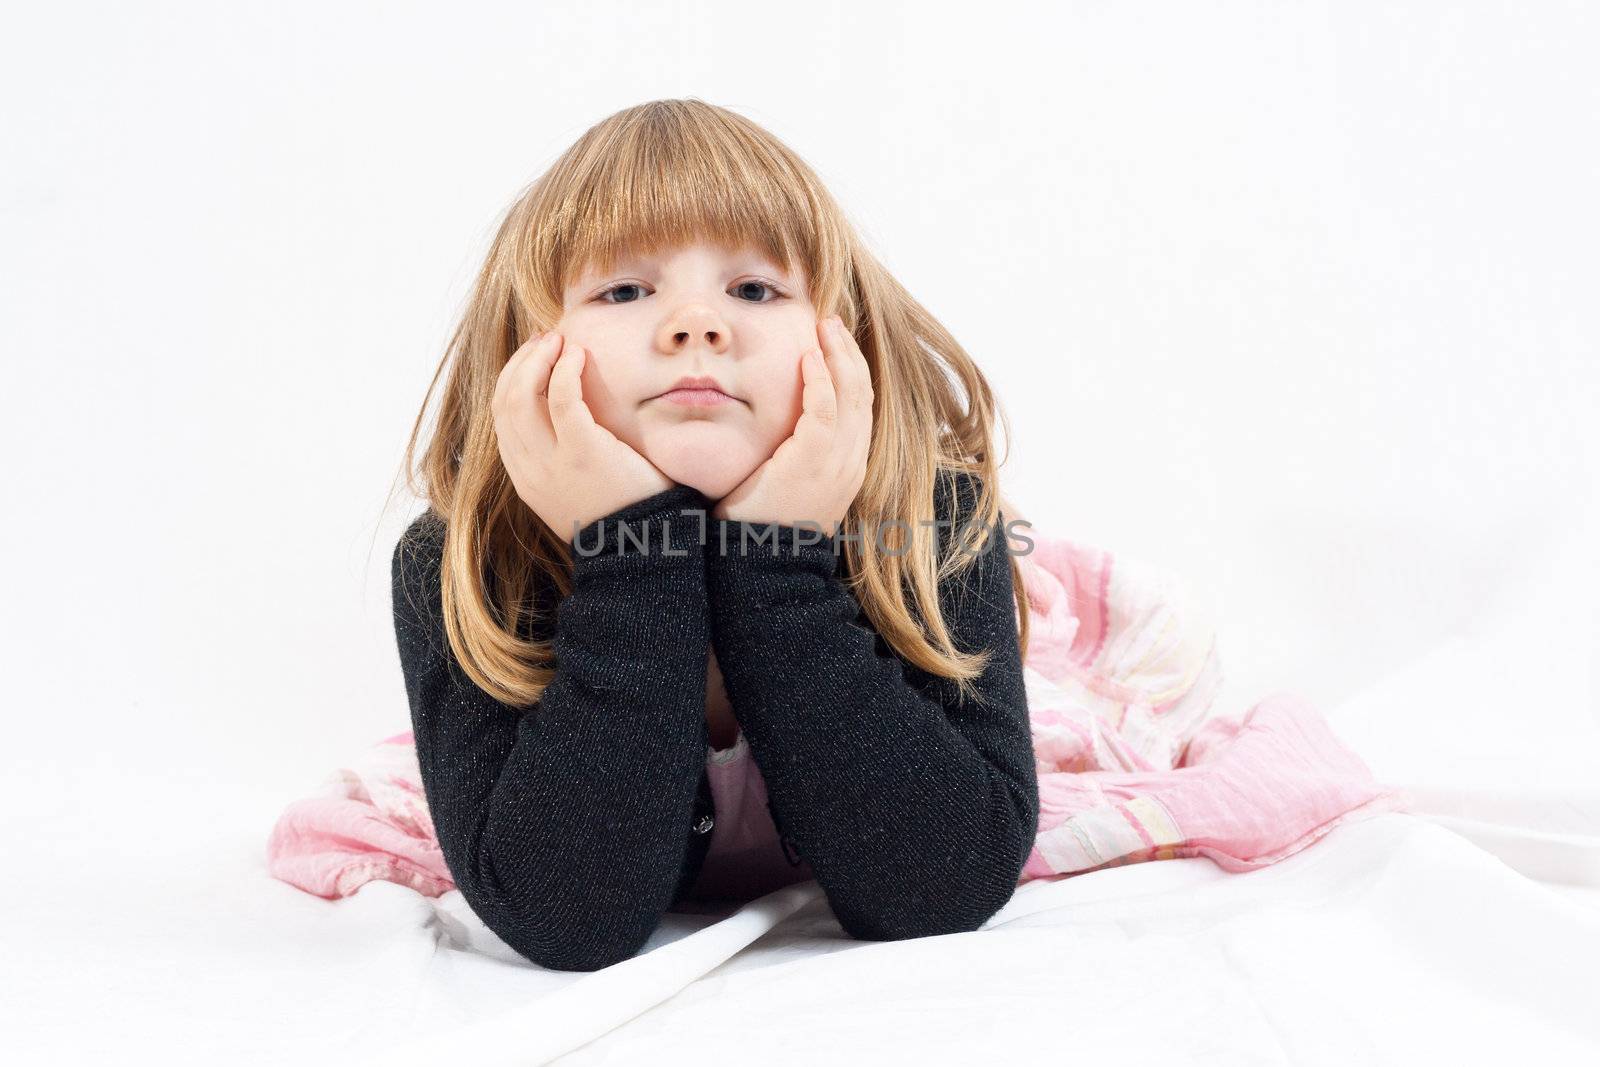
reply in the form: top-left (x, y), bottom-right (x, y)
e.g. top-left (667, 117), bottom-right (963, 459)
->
top-left (753, 364), bottom-right (807, 438)
top-left (575, 352), bottom-right (640, 434)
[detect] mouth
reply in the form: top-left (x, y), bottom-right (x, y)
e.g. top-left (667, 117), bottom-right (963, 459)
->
top-left (655, 387), bottom-right (738, 408)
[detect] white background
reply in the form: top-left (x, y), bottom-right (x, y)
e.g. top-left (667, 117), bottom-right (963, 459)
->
top-left (2, 0), bottom-right (1596, 826)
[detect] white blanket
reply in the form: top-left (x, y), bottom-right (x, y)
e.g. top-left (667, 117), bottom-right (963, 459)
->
top-left (7, 534), bottom-right (1597, 1066)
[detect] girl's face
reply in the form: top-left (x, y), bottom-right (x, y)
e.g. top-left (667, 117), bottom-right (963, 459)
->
top-left (555, 239), bottom-right (818, 501)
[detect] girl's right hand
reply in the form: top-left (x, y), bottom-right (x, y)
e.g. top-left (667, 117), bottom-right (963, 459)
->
top-left (492, 330), bottom-right (675, 543)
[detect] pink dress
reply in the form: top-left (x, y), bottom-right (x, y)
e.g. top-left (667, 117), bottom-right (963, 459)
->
top-left (687, 728), bottom-right (817, 902)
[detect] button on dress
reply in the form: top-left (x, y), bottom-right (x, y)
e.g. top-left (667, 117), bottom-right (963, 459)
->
top-left (686, 728), bottom-right (816, 902)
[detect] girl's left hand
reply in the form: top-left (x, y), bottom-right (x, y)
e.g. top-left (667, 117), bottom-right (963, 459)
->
top-left (711, 315), bottom-right (874, 534)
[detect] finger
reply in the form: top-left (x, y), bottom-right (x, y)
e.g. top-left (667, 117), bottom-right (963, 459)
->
top-left (523, 331), bottom-right (566, 401)
top-left (493, 330), bottom-right (543, 410)
top-left (827, 317), bottom-right (874, 415)
top-left (829, 322), bottom-right (875, 467)
top-left (544, 338), bottom-right (598, 444)
top-left (793, 345), bottom-right (838, 450)
top-left (492, 331), bottom-right (547, 460)
top-left (501, 331), bottom-right (563, 453)
top-left (819, 319), bottom-right (873, 488)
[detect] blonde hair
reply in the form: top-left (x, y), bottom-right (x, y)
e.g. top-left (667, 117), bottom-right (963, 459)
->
top-left (395, 97), bottom-right (1029, 709)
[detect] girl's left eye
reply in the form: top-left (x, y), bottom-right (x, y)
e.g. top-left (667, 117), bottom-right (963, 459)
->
top-left (729, 280), bottom-right (787, 303)
top-left (594, 279), bottom-right (788, 304)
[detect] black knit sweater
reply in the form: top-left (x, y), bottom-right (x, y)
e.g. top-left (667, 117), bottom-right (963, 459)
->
top-left (390, 471), bottom-right (1038, 972)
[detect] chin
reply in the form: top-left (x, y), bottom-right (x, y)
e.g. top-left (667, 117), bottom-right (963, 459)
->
top-left (642, 431), bottom-right (764, 501)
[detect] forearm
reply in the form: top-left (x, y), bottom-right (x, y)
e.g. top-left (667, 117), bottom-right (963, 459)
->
top-left (394, 485), bottom-right (713, 970)
top-left (704, 505), bottom-right (1038, 940)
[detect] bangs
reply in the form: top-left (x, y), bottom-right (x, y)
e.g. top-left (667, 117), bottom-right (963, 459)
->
top-left (529, 104), bottom-right (825, 300)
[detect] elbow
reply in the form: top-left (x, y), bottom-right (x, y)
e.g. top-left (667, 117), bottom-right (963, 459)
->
top-left (437, 832), bottom-right (678, 972)
top-left (833, 879), bottom-right (1008, 942)
top-left (833, 849), bottom-right (1030, 943)
top-left (832, 810), bottom-right (1036, 943)
top-left (483, 899), bottom-right (659, 972)
top-left (524, 932), bottom-right (652, 974)
top-left (457, 880), bottom-right (664, 973)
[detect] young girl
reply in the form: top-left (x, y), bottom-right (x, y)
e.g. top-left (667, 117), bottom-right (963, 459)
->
top-left (390, 98), bottom-right (1038, 973)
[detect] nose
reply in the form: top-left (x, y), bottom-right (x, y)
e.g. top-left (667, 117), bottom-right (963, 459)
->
top-left (657, 305), bottom-right (731, 356)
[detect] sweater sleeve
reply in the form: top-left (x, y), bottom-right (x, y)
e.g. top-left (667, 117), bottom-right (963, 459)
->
top-left (703, 472), bottom-right (1039, 941)
top-left (390, 484), bottom-right (713, 971)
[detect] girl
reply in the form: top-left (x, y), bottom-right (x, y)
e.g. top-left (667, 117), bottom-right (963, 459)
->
top-left (391, 98), bottom-right (1038, 973)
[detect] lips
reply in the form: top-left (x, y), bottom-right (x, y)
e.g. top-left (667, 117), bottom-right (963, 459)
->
top-left (659, 374), bottom-right (734, 399)
top-left (658, 387), bottom-right (736, 408)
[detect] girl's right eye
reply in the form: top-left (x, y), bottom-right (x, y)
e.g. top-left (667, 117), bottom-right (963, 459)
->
top-left (595, 282), bottom-right (646, 304)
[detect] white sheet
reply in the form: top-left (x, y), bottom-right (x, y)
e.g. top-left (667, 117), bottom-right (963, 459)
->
top-left (324, 809), bottom-right (1592, 1066)
top-left (7, 533), bottom-right (1598, 1066)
